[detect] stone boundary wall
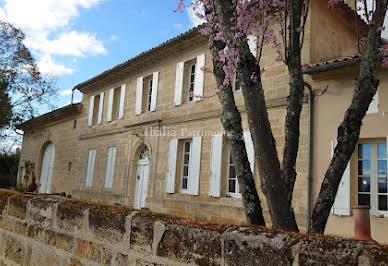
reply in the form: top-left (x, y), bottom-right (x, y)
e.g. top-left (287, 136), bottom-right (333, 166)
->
top-left (0, 189), bottom-right (387, 266)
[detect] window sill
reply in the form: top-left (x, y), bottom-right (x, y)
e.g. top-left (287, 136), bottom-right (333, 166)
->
top-left (225, 193), bottom-right (242, 199)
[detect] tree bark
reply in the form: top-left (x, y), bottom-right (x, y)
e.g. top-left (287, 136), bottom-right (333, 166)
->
top-left (214, 0), bottom-right (299, 231)
top-left (309, 1), bottom-right (388, 234)
top-left (208, 26), bottom-right (266, 225)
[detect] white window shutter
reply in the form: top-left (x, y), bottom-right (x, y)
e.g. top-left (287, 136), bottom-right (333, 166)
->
top-left (367, 90), bottom-right (378, 114)
top-left (247, 35), bottom-right (258, 58)
top-left (86, 149), bottom-right (96, 187)
top-left (209, 135), bottom-right (223, 197)
top-left (331, 139), bottom-right (351, 216)
top-left (174, 62), bottom-right (184, 106)
top-left (107, 88), bottom-right (114, 122)
top-left (88, 95), bottom-right (95, 127)
top-left (136, 77), bottom-right (143, 115)
top-left (243, 132), bottom-right (255, 173)
top-left (118, 84), bottom-right (126, 119)
top-left (194, 54), bottom-right (205, 102)
top-left (97, 92), bottom-right (104, 124)
top-left (166, 139), bottom-right (178, 193)
top-left (150, 72), bottom-right (159, 112)
top-left (189, 136), bottom-right (202, 195)
top-left (105, 147), bottom-right (116, 188)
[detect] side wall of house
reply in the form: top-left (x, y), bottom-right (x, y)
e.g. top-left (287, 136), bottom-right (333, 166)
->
top-left (18, 117), bottom-right (80, 194)
top-left (311, 66), bottom-right (388, 244)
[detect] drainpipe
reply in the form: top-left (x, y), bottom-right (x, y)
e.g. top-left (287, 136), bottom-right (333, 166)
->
top-left (71, 88), bottom-right (75, 105)
top-left (304, 82), bottom-right (313, 231)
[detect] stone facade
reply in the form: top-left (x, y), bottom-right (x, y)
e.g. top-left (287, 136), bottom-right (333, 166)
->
top-left (1, 190), bottom-right (388, 266)
top-left (17, 0), bottom-right (388, 243)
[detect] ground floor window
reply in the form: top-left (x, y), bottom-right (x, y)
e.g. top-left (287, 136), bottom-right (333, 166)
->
top-left (358, 142), bottom-right (387, 213)
top-left (180, 140), bottom-right (192, 192)
top-left (227, 145), bottom-right (240, 197)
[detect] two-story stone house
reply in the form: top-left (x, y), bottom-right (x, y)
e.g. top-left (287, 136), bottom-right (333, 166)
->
top-left (17, 0), bottom-right (388, 243)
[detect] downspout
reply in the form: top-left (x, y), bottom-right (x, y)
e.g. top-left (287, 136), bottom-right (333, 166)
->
top-left (71, 88), bottom-right (75, 105)
top-left (304, 82), bottom-right (313, 231)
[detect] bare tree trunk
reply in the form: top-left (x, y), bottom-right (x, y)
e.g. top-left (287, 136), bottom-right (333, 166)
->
top-left (310, 1), bottom-right (388, 234)
top-left (214, 0), bottom-right (299, 231)
top-left (208, 26), bottom-right (266, 225)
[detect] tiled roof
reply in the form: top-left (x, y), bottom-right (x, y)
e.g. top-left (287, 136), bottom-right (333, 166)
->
top-left (17, 103), bottom-right (82, 130)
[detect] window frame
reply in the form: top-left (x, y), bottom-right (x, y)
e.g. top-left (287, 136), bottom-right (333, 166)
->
top-left (356, 140), bottom-right (388, 215)
top-left (226, 144), bottom-right (241, 198)
top-left (188, 63), bottom-right (196, 103)
top-left (147, 78), bottom-right (153, 112)
top-left (180, 139), bottom-right (192, 193)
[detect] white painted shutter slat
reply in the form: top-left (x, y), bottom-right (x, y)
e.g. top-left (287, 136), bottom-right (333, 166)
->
top-left (247, 35), bottom-right (258, 58)
top-left (194, 54), bottom-right (205, 102)
top-left (107, 88), bottom-right (114, 122)
top-left (88, 96), bottom-right (95, 126)
top-left (105, 148), bottom-right (112, 188)
top-left (97, 92), bottom-right (104, 124)
top-left (136, 77), bottom-right (143, 115)
top-left (86, 149), bottom-right (95, 187)
top-left (46, 144), bottom-right (55, 194)
top-left (166, 139), bottom-right (178, 193)
top-left (118, 84), bottom-right (126, 119)
top-left (367, 90), bottom-right (378, 114)
top-left (331, 139), bottom-right (351, 216)
top-left (189, 136), bottom-right (202, 195)
top-left (174, 62), bottom-right (184, 106)
top-left (150, 72), bottom-right (159, 112)
top-left (209, 135), bottom-right (223, 197)
top-left (243, 132), bottom-right (255, 173)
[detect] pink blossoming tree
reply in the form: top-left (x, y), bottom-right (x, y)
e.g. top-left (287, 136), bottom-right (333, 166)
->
top-left (177, 0), bottom-right (388, 233)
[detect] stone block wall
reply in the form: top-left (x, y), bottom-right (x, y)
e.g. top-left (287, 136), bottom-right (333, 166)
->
top-left (0, 189), bottom-right (387, 266)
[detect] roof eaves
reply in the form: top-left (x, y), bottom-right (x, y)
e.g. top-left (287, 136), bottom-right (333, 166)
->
top-left (74, 24), bottom-right (207, 92)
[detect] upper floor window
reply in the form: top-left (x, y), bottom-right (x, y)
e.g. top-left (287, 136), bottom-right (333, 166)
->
top-left (147, 78), bottom-right (153, 112)
top-left (233, 71), bottom-right (242, 91)
top-left (188, 63), bottom-right (196, 102)
top-left (357, 142), bottom-right (387, 213)
top-left (136, 72), bottom-right (159, 115)
top-left (88, 92), bottom-right (104, 127)
top-left (86, 149), bottom-right (96, 187)
top-left (107, 84), bottom-right (126, 122)
top-left (174, 54), bottom-right (205, 106)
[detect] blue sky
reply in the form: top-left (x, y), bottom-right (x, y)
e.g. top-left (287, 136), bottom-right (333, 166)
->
top-left (0, 0), bottom-right (202, 113)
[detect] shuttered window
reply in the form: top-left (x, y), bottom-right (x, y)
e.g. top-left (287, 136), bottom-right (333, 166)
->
top-left (227, 145), bottom-right (240, 196)
top-left (104, 147), bottom-right (116, 188)
top-left (86, 149), bottom-right (96, 187)
top-left (147, 78), bottom-right (153, 112)
top-left (181, 140), bottom-right (191, 191)
top-left (188, 64), bottom-right (195, 102)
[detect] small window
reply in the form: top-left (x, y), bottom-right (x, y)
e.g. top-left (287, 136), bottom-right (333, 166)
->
top-left (112, 87), bottom-right (121, 120)
top-left (182, 58), bottom-right (197, 104)
top-left (147, 78), bottom-right (153, 112)
top-left (73, 120), bottom-right (77, 129)
top-left (92, 94), bottom-right (100, 125)
top-left (181, 140), bottom-right (192, 192)
top-left (188, 64), bottom-right (196, 102)
top-left (357, 142), bottom-right (387, 213)
top-left (141, 75), bottom-right (153, 113)
top-left (226, 145), bottom-right (240, 196)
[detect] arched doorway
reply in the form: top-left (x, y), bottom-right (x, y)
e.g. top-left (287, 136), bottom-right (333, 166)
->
top-left (39, 143), bottom-right (55, 194)
top-left (134, 146), bottom-right (150, 209)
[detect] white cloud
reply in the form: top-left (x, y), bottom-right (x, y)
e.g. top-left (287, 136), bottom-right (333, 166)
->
top-left (0, 0), bottom-right (106, 76)
top-left (59, 89), bottom-right (73, 96)
top-left (29, 31), bottom-right (107, 57)
top-left (173, 23), bottom-right (183, 30)
top-left (37, 55), bottom-right (74, 77)
top-left (187, 3), bottom-right (205, 27)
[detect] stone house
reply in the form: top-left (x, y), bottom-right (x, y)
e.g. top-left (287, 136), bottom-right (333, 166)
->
top-left (16, 0), bottom-right (388, 243)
